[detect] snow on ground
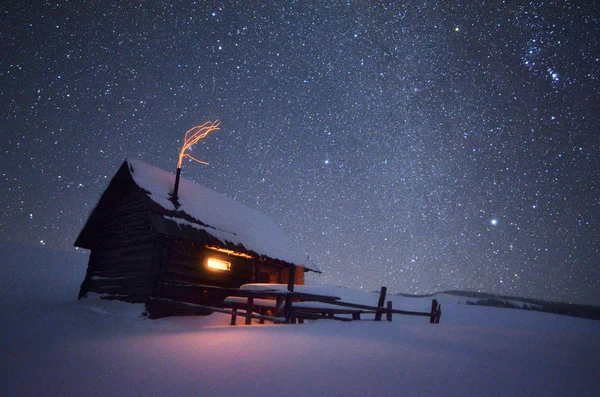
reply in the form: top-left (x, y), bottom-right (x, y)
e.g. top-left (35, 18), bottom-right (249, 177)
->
top-left (1, 241), bottom-right (599, 397)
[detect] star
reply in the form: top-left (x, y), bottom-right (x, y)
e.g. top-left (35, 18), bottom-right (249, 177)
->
top-left (0, 0), bottom-right (597, 305)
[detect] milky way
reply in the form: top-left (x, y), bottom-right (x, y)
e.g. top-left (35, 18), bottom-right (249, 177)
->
top-left (1, 1), bottom-right (599, 304)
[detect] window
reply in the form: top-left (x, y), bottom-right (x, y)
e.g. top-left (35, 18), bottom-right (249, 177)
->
top-left (207, 258), bottom-right (231, 271)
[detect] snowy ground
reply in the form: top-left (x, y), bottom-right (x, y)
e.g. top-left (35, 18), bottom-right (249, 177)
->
top-left (1, 242), bottom-right (599, 396)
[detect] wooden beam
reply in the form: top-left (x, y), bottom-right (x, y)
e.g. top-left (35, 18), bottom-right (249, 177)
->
top-left (283, 266), bottom-right (296, 322)
top-left (316, 300), bottom-right (430, 317)
top-left (430, 299), bottom-right (438, 324)
top-left (275, 295), bottom-right (284, 317)
top-left (375, 286), bottom-right (387, 321)
top-left (290, 311), bottom-right (354, 322)
top-left (290, 292), bottom-right (340, 302)
top-left (159, 282), bottom-right (289, 299)
top-left (148, 298), bottom-right (286, 323)
top-left (245, 296), bottom-right (254, 325)
top-left (230, 308), bottom-right (237, 325)
top-left (159, 282), bottom-right (341, 302)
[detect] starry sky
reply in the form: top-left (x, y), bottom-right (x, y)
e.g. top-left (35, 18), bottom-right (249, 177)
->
top-left (2, 1), bottom-right (599, 304)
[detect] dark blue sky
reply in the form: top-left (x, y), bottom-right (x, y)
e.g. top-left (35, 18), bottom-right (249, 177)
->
top-left (1, 1), bottom-right (599, 304)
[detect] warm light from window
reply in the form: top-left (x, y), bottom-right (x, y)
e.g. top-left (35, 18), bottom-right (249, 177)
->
top-left (207, 258), bottom-right (231, 271)
top-left (205, 245), bottom-right (253, 259)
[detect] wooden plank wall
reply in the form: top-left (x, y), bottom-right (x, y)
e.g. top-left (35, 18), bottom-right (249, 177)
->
top-left (79, 187), bottom-right (156, 302)
top-left (158, 241), bottom-right (295, 307)
top-left (163, 242), bottom-right (254, 287)
top-left (78, 184), bottom-right (307, 312)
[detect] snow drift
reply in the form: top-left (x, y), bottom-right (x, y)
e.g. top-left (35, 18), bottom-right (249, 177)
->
top-left (1, 241), bottom-right (599, 397)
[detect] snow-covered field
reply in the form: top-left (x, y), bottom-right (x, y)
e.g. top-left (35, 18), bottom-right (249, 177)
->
top-left (1, 242), bottom-right (599, 396)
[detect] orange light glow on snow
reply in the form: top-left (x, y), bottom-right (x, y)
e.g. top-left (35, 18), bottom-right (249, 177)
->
top-left (177, 120), bottom-right (221, 168)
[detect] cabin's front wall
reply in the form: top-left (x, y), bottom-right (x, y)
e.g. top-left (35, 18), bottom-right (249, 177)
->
top-left (157, 240), bottom-right (251, 306)
top-left (155, 239), bottom-right (303, 306)
top-left (164, 241), bottom-right (304, 287)
top-left (163, 241), bottom-right (254, 287)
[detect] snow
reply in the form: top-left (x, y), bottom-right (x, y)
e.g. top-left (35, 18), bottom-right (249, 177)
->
top-left (223, 296), bottom-right (278, 308)
top-left (239, 283), bottom-right (292, 292)
top-left (1, 241), bottom-right (599, 397)
top-left (126, 159), bottom-right (318, 271)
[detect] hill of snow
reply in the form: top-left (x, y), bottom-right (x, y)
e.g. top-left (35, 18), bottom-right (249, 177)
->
top-left (1, 241), bottom-right (599, 396)
top-left (0, 240), bottom-right (86, 302)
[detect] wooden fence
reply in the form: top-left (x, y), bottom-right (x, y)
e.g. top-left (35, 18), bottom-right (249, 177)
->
top-left (146, 283), bottom-right (442, 325)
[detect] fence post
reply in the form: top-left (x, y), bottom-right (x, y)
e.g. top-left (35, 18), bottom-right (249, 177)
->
top-left (429, 299), bottom-right (438, 324)
top-left (435, 304), bottom-right (442, 324)
top-left (386, 300), bottom-right (393, 321)
top-left (245, 296), bottom-right (254, 325)
top-left (284, 266), bottom-right (296, 323)
top-left (230, 307), bottom-right (237, 325)
top-left (275, 295), bottom-right (284, 317)
top-left (375, 286), bottom-right (387, 321)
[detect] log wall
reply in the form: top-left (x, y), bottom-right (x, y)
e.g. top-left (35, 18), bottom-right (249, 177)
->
top-left (78, 184), bottom-right (308, 311)
top-left (157, 240), bottom-right (299, 307)
top-left (163, 241), bottom-right (254, 287)
top-left (79, 187), bottom-right (157, 302)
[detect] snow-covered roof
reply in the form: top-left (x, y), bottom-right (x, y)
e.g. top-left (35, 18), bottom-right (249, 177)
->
top-left (126, 159), bottom-right (319, 272)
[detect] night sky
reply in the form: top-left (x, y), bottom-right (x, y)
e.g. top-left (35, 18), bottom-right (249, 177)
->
top-left (2, 1), bottom-right (599, 304)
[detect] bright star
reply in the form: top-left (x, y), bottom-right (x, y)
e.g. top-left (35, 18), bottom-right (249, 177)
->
top-left (490, 219), bottom-right (498, 226)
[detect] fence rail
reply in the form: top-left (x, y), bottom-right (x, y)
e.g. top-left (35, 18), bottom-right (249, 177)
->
top-left (149, 282), bottom-right (442, 325)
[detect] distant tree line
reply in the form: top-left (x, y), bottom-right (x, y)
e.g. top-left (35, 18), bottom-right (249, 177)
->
top-left (465, 298), bottom-right (600, 321)
top-left (394, 290), bottom-right (600, 321)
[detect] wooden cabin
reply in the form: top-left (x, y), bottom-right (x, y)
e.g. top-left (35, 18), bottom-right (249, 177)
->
top-left (75, 159), bottom-right (320, 316)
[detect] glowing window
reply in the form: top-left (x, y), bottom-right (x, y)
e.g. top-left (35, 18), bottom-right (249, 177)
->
top-left (207, 258), bottom-right (231, 271)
